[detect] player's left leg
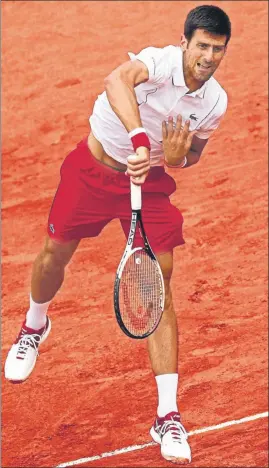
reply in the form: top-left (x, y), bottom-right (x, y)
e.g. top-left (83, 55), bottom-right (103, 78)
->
top-left (147, 250), bottom-right (191, 464)
top-left (118, 166), bottom-right (191, 462)
top-left (147, 251), bottom-right (177, 376)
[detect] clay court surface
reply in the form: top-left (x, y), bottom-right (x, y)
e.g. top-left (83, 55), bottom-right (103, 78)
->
top-left (1, 1), bottom-right (268, 467)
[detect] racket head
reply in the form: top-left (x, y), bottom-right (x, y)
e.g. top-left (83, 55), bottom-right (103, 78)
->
top-left (114, 247), bottom-right (165, 339)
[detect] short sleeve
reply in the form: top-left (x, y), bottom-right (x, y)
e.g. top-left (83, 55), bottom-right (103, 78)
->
top-left (128, 46), bottom-right (174, 85)
top-left (195, 90), bottom-right (228, 139)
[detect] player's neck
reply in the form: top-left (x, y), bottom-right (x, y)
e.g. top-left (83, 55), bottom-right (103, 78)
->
top-left (182, 57), bottom-right (207, 93)
top-left (183, 70), bottom-right (206, 93)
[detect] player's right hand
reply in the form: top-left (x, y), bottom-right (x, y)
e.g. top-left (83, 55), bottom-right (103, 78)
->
top-left (125, 147), bottom-right (150, 185)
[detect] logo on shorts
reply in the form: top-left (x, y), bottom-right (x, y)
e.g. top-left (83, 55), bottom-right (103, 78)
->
top-left (49, 223), bottom-right (55, 234)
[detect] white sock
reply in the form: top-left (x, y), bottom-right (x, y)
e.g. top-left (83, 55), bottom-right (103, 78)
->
top-left (155, 373), bottom-right (179, 417)
top-left (25, 294), bottom-right (51, 330)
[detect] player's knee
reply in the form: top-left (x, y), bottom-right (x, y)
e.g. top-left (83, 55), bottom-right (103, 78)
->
top-left (38, 247), bottom-right (62, 276)
top-left (40, 237), bottom-right (76, 271)
top-left (157, 251), bottom-right (173, 280)
top-left (164, 285), bottom-right (173, 311)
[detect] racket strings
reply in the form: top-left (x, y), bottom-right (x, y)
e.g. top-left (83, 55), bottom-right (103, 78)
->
top-left (119, 250), bottom-right (163, 336)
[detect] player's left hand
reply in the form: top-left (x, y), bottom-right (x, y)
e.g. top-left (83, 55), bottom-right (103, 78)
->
top-left (162, 115), bottom-right (197, 166)
top-left (125, 146), bottom-right (150, 185)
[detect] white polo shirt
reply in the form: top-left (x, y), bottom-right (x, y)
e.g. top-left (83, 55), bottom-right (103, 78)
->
top-left (89, 45), bottom-right (228, 166)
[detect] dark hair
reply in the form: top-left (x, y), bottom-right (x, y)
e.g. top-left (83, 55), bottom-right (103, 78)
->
top-left (184, 5), bottom-right (231, 45)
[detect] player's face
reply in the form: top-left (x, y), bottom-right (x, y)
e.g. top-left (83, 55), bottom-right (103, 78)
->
top-left (181, 29), bottom-right (227, 84)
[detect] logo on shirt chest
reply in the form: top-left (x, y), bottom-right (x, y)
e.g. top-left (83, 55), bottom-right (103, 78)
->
top-left (189, 113), bottom-right (198, 121)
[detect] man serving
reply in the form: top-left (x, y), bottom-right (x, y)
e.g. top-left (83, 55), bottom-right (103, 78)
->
top-left (5, 4), bottom-right (231, 464)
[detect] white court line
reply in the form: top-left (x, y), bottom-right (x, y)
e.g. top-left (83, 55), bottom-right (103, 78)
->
top-left (55, 411), bottom-right (268, 467)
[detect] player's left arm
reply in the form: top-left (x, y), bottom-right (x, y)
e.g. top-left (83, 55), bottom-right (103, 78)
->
top-left (162, 115), bottom-right (208, 168)
top-left (184, 135), bottom-right (208, 168)
top-left (164, 89), bottom-right (228, 168)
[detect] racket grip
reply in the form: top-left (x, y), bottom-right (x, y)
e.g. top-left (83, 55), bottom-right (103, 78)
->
top-left (131, 181), bottom-right (142, 210)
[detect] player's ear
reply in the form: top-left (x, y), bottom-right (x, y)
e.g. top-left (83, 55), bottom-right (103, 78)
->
top-left (180, 34), bottom-right (188, 51)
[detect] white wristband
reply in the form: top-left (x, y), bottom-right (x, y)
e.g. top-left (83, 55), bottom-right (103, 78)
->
top-left (165, 156), bottom-right (187, 168)
top-left (181, 156), bottom-right (188, 167)
top-left (128, 127), bottom-right (147, 138)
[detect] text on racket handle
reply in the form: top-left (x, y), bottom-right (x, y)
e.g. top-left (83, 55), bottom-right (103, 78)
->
top-left (128, 213), bottom-right (137, 246)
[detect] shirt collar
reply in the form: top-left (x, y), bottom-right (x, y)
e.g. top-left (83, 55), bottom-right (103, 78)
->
top-left (172, 47), bottom-right (207, 99)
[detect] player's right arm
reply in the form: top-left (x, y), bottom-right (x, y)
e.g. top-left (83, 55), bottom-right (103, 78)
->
top-left (104, 47), bottom-right (175, 184)
top-left (104, 60), bottom-right (149, 133)
top-left (104, 60), bottom-right (150, 185)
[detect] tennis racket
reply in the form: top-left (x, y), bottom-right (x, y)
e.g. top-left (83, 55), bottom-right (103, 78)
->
top-left (114, 178), bottom-right (165, 339)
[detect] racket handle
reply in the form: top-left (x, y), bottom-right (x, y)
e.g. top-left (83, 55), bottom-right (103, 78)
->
top-left (131, 181), bottom-right (142, 210)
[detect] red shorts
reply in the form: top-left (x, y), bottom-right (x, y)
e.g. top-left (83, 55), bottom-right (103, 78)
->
top-left (47, 139), bottom-right (185, 254)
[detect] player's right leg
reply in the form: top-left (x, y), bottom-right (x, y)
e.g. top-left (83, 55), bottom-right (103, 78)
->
top-left (4, 236), bottom-right (79, 383)
top-left (5, 137), bottom-right (121, 383)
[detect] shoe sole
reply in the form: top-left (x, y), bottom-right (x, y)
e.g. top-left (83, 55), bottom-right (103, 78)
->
top-left (6, 318), bottom-right (52, 384)
top-left (150, 427), bottom-right (191, 465)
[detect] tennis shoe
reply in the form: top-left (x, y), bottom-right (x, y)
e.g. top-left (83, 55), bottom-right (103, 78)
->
top-left (5, 317), bottom-right (51, 383)
top-left (150, 411), bottom-right (191, 464)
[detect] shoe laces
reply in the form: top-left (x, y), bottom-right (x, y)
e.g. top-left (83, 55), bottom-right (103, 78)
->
top-left (17, 331), bottom-right (42, 359)
top-left (158, 416), bottom-right (188, 443)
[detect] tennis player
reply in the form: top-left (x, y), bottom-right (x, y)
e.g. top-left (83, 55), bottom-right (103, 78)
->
top-left (5, 5), bottom-right (231, 464)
